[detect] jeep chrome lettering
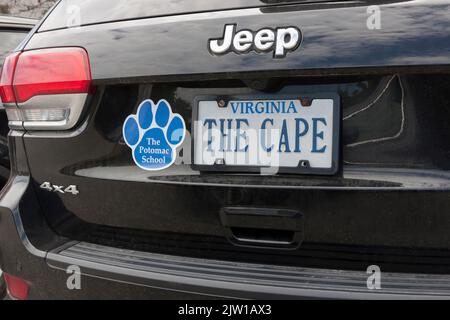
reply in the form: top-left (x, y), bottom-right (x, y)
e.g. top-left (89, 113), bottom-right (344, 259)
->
top-left (209, 24), bottom-right (301, 58)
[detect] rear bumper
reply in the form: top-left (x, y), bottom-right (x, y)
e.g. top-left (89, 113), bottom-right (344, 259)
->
top-left (47, 241), bottom-right (450, 299)
top-left (1, 175), bottom-right (450, 299)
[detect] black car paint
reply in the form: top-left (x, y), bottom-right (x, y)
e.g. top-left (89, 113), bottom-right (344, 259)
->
top-left (25, 1), bottom-right (450, 80)
top-left (18, 74), bottom-right (450, 272)
top-left (38, 0), bottom-right (408, 33)
top-left (2, 0), bottom-right (450, 299)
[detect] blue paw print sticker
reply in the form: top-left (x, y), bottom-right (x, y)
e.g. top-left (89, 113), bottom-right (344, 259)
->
top-left (123, 99), bottom-right (186, 171)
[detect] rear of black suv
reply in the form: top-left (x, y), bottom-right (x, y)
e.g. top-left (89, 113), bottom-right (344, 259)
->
top-left (2, 0), bottom-right (450, 299)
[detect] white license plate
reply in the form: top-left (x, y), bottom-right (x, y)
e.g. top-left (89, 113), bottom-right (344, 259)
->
top-left (193, 94), bottom-right (339, 174)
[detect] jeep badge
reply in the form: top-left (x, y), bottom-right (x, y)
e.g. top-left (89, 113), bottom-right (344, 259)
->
top-left (208, 24), bottom-right (302, 58)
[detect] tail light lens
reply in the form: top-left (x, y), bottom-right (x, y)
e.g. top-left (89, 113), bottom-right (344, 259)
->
top-left (0, 47), bottom-right (93, 130)
top-left (13, 48), bottom-right (92, 103)
top-left (0, 52), bottom-right (20, 103)
top-left (3, 273), bottom-right (29, 300)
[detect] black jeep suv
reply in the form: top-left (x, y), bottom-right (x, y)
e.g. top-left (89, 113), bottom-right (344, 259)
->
top-left (1, 0), bottom-right (450, 299)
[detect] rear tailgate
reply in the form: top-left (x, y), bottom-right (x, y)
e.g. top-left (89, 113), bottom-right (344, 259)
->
top-left (17, 0), bottom-right (450, 274)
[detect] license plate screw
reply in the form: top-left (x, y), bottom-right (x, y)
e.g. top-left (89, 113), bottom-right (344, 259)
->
top-left (217, 100), bottom-right (227, 108)
top-left (299, 97), bottom-right (313, 107)
top-left (215, 158), bottom-right (226, 165)
top-left (299, 160), bottom-right (310, 168)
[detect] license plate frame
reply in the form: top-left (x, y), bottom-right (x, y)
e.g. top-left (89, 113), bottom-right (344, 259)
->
top-left (191, 93), bottom-right (340, 175)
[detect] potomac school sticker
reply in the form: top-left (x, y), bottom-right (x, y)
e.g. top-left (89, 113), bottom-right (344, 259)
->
top-left (123, 99), bottom-right (186, 171)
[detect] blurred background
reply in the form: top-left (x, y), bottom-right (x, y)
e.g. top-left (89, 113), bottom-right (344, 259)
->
top-left (0, 0), bottom-right (57, 19)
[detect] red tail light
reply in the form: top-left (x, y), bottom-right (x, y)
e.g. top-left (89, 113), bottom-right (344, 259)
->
top-left (0, 47), bottom-right (92, 104)
top-left (13, 48), bottom-right (92, 103)
top-left (0, 52), bottom-right (20, 103)
top-left (3, 273), bottom-right (29, 300)
top-left (0, 47), bottom-right (93, 130)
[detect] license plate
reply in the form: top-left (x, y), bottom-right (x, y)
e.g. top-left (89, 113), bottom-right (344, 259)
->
top-left (192, 94), bottom-right (340, 175)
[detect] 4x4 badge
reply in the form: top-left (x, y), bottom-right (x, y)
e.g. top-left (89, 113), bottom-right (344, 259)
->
top-left (208, 24), bottom-right (302, 58)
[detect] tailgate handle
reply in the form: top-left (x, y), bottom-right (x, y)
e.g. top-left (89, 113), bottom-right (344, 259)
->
top-left (220, 207), bottom-right (303, 250)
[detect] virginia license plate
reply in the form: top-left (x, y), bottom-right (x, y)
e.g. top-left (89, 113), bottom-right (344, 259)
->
top-left (192, 94), bottom-right (340, 174)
